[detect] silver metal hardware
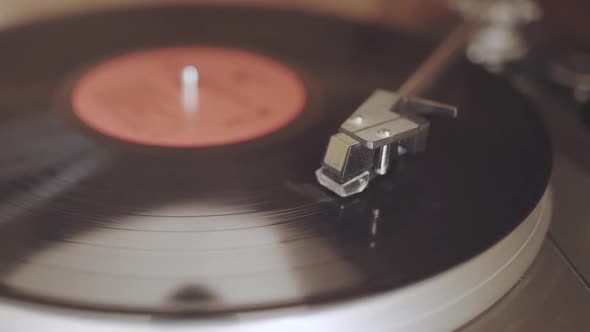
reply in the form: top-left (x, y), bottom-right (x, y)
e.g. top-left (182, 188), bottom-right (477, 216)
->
top-left (316, 89), bottom-right (457, 197)
top-left (452, 0), bottom-right (541, 72)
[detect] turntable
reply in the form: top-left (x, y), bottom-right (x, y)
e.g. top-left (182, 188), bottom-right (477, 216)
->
top-left (0, 1), bottom-right (587, 332)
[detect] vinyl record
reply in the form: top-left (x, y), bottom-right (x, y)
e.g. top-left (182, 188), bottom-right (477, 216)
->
top-left (0, 5), bottom-right (551, 316)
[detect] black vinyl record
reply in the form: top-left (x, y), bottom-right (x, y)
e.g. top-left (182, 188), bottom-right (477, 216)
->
top-left (0, 5), bottom-right (551, 315)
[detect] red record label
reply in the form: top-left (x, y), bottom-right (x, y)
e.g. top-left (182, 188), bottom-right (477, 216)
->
top-left (71, 47), bottom-right (307, 147)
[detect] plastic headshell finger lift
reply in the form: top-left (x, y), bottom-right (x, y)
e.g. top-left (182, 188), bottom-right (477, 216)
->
top-left (316, 89), bottom-right (458, 197)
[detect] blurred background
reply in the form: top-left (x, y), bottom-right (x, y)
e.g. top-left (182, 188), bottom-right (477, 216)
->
top-left (0, 0), bottom-right (588, 48)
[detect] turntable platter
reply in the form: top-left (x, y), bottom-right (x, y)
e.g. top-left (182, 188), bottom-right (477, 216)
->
top-left (0, 5), bottom-right (551, 331)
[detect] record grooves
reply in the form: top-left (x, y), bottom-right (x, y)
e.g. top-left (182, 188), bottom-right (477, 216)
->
top-left (0, 5), bottom-right (551, 316)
